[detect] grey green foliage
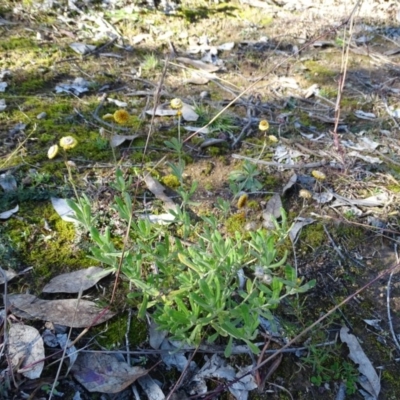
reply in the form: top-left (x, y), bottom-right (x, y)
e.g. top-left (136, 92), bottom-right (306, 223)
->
top-left (69, 168), bottom-right (315, 356)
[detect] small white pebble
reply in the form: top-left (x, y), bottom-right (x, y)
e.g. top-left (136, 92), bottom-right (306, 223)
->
top-left (37, 112), bottom-right (47, 119)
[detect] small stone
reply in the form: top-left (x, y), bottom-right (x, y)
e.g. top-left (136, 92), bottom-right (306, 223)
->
top-left (200, 91), bottom-right (210, 100)
top-left (37, 112), bottom-right (47, 120)
top-left (244, 221), bottom-right (258, 231)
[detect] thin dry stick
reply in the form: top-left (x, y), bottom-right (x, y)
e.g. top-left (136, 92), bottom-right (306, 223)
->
top-left (387, 244), bottom-right (400, 352)
top-left (331, 0), bottom-right (362, 157)
top-left (0, 268), bottom-right (8, 361)
top-left (166, 344), bottom-right (200, 400)
top-left (48, 288), bottom-right (84, 400)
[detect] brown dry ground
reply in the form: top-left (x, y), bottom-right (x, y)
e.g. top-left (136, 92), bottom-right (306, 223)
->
top-left (2, 0), bottom-right (400, 399)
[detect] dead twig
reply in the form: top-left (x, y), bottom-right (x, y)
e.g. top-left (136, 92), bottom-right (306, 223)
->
top-left (386, 244), bottom-right (400, 353)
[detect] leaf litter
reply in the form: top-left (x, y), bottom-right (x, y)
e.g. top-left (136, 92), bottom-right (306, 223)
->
top-left (2, 0), bottom-right (400, 398)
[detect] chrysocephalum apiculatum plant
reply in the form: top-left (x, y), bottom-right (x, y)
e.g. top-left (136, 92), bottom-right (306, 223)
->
top-left (67, 100), bottom-right (316, 356)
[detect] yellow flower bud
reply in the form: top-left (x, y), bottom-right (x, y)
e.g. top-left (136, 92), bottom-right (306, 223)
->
top-left (170, 98), bottom-right (183, 110)
top-left (299, 189), bottom-right (312, 199)
top-left (312, 170), bottom-right (326, 181)
top-left (47, 144), bottom-right (59, 159)
top-left (237, 193), bottom-right (249, 209)
top-left (102, 113), bottom-right (114, 121)
top-left (113, 109), bottom-right (130, 124)
top-left (259, 120), bottom-right (269, 131)
top-left (268, 135), bottom-right (278, 143)
top-left (59, 136), bottom-right (78, 150)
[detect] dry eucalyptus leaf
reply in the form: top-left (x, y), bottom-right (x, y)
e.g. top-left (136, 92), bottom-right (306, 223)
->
top-left (0, 205), bottom-right (19, 220)
top-left (144, 213), bottom-right (176, 225)
top-left (340, 326), bottom-right (380, 399)
top-left (289, 218), bottom-right (315, 244)
top-left (8, 294), bottom-right (115, 328)
top-left (176, 57), bottom-right (220, 72)
top-left (72, 352), bottom-right (147, 393)
top-left (107, 98), bottom-right (128, 107)
top-left (146, 102), bottom-right (199, 122)
top-left (69, 42), bottom-right (96, 55)
top-left (149, 319), bottom-right (168, 350)
top-left (51, 197), bottom-right (75, 222)
top-left (0, 267), bottom-right (17, 284)
top-left (143, 174), bottom-right (177, 212)
top-left (110, 134), bottom-right (139, 148)
top-left (262, 194), bottom-right (282, 229)
top-left (146, 103), bottom-right (176, 117)
top-left (161, 339), bottom-right (197, 372)
top-left (9, 324), bottom-right (44, 379)
top-left (347, 151), bottom-right (382, 164)
top-left (42, 266), bottom-right (112, 293)
top-left (57, 333), bottom-right (78, 367)
top-left (184, 125), bottom-right (209, 134)
top-left (312, 191), bottom-right (334, 204)
top-left (354, 110), bottom-right (376, 120)
top-left (282, 173), bottom-right (297, 196)
top-left (137, 375), bottom-right (166, 400)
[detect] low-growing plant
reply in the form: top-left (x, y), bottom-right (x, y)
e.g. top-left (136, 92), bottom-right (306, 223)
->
top-left (229, 159), bottom-right (263, 195)
top-left (302, 344), bottom-right (358, 394)
top-left (69, 167), bottom-right (315, 356)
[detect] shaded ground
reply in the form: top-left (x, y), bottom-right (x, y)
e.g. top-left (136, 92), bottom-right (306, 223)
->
top-left (1, 0), bottom-right (400, 399)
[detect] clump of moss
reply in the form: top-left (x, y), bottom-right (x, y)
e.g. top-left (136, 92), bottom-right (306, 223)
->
top-left (161, 174), bottom-right (180, 189)
top-left (5, 202), bottom-right (92, 290)
top-left (225, 211), bottom-right (246, 235)
top-left (298, 223), bottom-right (326, 253)
top-left (93, 313), bottom-right (147, 349)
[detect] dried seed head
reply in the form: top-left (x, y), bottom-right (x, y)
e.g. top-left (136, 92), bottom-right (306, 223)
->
top-left (299, 189), bottom-right (312, 199)
top-left (312, 170), bottom-right (326, 181)
top-left (259, 120), bottom-right (269, 131)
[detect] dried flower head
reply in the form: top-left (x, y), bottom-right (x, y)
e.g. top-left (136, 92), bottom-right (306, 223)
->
top-left (66, 160), bottom-right (77, 168)
top-left (312, 170), bottom-right (326, 181)
top-left (299, 189), bottom-right (312, 199)
top-left (113, 109), bottom-right (130, 124)
top-left (237, 193), bottom-right (249, 209)
top-left (47, 144), bottom-right (59, 159)
top-left (59, 136), bottom-right (78, 150)
top-left (259, 120), bottom-right (269, 131)
top-left (268, 135), bottom-right (278, 143)
top-left (170, 98), bottom-right (183, 110)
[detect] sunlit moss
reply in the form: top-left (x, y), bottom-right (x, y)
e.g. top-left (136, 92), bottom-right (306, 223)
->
top-left (161, 174), bottom-right (180, 189)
